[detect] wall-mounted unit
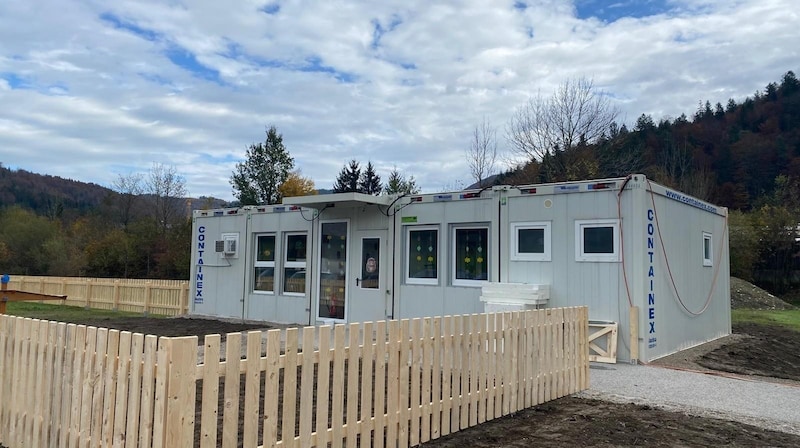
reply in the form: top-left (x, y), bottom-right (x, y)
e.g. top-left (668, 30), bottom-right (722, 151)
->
top-left (219, 233), bottom-right (239, 258)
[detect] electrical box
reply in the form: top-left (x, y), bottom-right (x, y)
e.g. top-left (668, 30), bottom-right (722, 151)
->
top-left (218, 233), bottom-right (240, 258)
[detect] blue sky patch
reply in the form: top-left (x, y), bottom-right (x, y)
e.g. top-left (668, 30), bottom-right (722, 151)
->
top-left (300, 56), bottom-right (356, 83)
top-left (100, 12), bottom-right (160, 41)
top-left (575, 0), bottom-right (673, 22)
top-left (514, 1), bottom-right (527, 11)
top-left (0, 72), bottom-right (27, 89)
top-left (165, 46), bottom-right (222, 83)
top-left (260, 3), bottom-right (280, 15)
top-left (371, 15), bottom-right (403, 50)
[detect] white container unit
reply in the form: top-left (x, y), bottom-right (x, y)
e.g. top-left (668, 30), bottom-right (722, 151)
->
top-left (189, 175), bottom-right (730, 363)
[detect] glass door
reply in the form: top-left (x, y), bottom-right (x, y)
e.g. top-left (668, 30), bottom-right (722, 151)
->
top-left (318, 221), bottom-right (348, 320)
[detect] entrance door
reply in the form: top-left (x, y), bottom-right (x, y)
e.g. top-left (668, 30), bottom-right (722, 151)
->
top-left (318, 221), bottom-right (348, 321)
top-left (349, 230), bottom-right (388, 323)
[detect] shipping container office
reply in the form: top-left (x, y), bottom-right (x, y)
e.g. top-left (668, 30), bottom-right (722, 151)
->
top-left (190, 175), bottom-right (730, 362)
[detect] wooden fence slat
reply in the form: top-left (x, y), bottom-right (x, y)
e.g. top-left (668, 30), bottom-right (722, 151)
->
top-left (372, 321), bottom-right (386, 448)
top-left (346, 323), bottom-right (361, 448)
top-left (450, 316), bottom-right (461, 434)
top-left (0, 317), bottom-right (9, 446)
top-left (409, 319), bottom-right (421, 447)
top-left (125, 333), bottom-right (145, 448)
top-left (284, 328), bottom-right (300, 448)
top-left (385, 320), bottom-right (399, 446)
top-left (79, 326), bottom-right (97, 448)
top-left (313, 326), bottom-right (331, 448)
top-left (420, 318), bottom-right (433, 443)
top-left (263, 329), bottom-right (281, 448)
top-left (199, 334), bottom-right (221, 448)
top-left (67, 325), bottom-right (85, 448)
top-left (101, 330), bottom-right (121, 447)
top-left (222, 333), bottom-right (242, 448)
top-left (112, 331), bottom-right (132, 447)
top-left (359, 322), bottom-right (375, 448)
top-left (398, 319), bottom-right (411, 448)
top-left (476, 313), bottom-right (487, 425)
top-left (244, 331), bottom-right (262, 448)
top-left (440, 316), bottom-right (452, 437)
top-left (164, 336), bottom-right (198, 448)
top-left (469, 314), bottom-right (479, 428)
top-left (331, 325), bottom-right (346, 448)
top-left (33, 320), bottom-right (48, 447)
top-left (299, 327), bottom-right (316, 448)
top-left (493, 314), bottom-right (503, 419)
top-left (151, 338), bottom-right (170, 448)
top-left (430, 317), bottom-right (442, 441)
top-left (138, 335), bottom-right (158, 448)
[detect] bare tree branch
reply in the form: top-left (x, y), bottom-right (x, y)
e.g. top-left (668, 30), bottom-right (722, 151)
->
top-left (465, 116), bottom-right (498, 187)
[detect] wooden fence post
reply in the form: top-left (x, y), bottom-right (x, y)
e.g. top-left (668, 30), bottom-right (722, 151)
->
top-left (112, 280), bottom-right (121, 311)
top-left (629, 306), bottom-right (639, 364)
top-left (180, 283), bottom-right (189, 315)
top-left (143, 282), bottom-right (152, 316)
top-left (84, 279), bottom-right (92, 309)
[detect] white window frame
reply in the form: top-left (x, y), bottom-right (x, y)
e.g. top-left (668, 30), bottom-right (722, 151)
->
top-left (254, 233), bottom-right (276, 294)
top-left (405, 225), bottom-right (439, 285)
top-left (452, 225), bottom-right (490, 287)
top-left (703, 232), bottom-right (713, 267)
top-left (575, 219), bottom-right (620, 262)
top-left (511, 221), bottom-right (551, 261)
top-left (283, 232), bottom-right (308, 295)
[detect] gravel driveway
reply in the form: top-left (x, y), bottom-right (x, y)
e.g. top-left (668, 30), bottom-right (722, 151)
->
top-left (579, 362), bottom-right (800, 435)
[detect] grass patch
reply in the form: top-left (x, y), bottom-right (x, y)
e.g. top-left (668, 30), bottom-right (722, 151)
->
top-left (4, 301), bottom-right (159, 321)
top-left (732, 309), bottom-right (800, 332)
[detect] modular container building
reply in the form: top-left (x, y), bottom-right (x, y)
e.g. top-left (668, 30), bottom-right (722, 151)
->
top-left (190, 174), bottom-right (730, 362)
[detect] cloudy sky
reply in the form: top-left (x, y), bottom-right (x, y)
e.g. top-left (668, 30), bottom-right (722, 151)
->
top-left (0, 0), bottom-right (797, 200)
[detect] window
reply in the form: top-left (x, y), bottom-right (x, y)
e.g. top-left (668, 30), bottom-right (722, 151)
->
top-left (703, 232), bottom-right (713, 266)
top-left (254, 234), bottom-right (275, 292)
top-left (511, 222), bottom-right (551, 261)
top-left (283, 233), bottom-right (308, 294)
top-left (360, 237), bottom-right (380, 289)
top-left (575, 219), bottom-right (620, 262)
top-left (406, 226), bottom-right (438, 285)
top-left (453, 226), bottom-right (489, 285)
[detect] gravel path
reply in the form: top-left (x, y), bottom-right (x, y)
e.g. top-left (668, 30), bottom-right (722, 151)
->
top-left (579, 362), bottom-right (800, 435)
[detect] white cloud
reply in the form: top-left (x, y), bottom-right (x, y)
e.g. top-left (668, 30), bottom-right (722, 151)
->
top-left (0, 0), bottom-right (797, 199)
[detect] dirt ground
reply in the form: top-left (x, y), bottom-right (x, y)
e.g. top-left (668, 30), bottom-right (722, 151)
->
top-left (5, 278), bottom-right (799, 447)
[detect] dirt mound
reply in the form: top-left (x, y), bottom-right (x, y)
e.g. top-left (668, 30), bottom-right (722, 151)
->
top-left (730, 277), bottom-right (796, 310)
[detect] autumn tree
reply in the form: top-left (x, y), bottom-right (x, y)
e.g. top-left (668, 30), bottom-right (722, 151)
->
top-left (506, 76), bottom-right (620, 178)
top-left (230, 125), bottom-right (294, 205)
top-left (279, 170), bottom-right (318, 198)
top-left (466, 117), bottom-right (498, 187)
top-left (112, 172), bottom-right (143, 230)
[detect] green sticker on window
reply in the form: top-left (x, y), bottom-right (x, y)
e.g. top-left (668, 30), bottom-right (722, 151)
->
top-left (401, 216), bottom-right (418, 223)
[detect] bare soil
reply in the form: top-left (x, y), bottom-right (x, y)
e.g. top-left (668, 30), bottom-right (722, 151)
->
top-left (4, 277), bottom-right (799, 447)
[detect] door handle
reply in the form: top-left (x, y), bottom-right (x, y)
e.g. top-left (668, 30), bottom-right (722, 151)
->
top-left (356, 278), bottom-right (360, 286)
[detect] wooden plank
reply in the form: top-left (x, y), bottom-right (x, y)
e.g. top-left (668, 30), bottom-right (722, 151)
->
top-left (244, 331), bottom-right (262, 448)
top-left (420, 318), bottom-right (433, 443)
top-left (476, 314), bottom-right (487, 425)
top-left (262, 330), bottom-right (281, 448)
top-left (299, 327), bottom-right (316, 448)
top-left (485, 313), bottom-right (496, 421)
top-left (385, 320), bottom-right (400, 446)
top-left (359, 322), bottom-right (375, 448)
top-left (409, 319), bottom-right (421, 447)
top-left (101, 330), bottom-right (121, 447)
top-left (79, 326), bottom-right (97, 448)
top-left (24, 319), bottom-right (39, 446)
top-left (510, 312), bottom-right (520, 413)
top-left (9, 318), bottom-right (24, 448)
top-left (200, 335), bottom-right (221, 448)
top-left (138, 335), bottom-right (158, 448)
top-left (450, 316), bottom-right (462, 433)
top-left (502, 313), bottom-right (512, 416)
top-left (345, 323), bottom-right (361, 448)
top-left (33, 320), bottom-right (49, 447)
top-left (283, 328), bottom-right (299, 448)
top-left (494, 314), bottom-right (504, 418)
top-left (125, 333), bottom-right (145, 448)
top-left (469, 314), bottom-right (480, 427)
top-left (430, 317), bottom-right (442, 441)
top-left (372, 321), bottom-right (386, 448)
top-left (440, 316), bottom-right (452, 437)
top-left (89, 327), bottom-right (108, 448)
top-left (222, 333), bottom-right (242, 448)
top-left (67, 325), bottom-right (85, 448)
top-left (151, 338), bottom-right (170, 448)
top-left (630, 306), bottom-right (640, 363)
top-left (163, 337), bottom-right (198, 448)
top-left (41, 321), bottom-right (58, 447)
top-left (47, 322), bottom-right (65, 448)
top-left (458, 315), bottom-right (470, 430)
top-left (0, 317), bottom-right (8, 445)
top-left (331, 325), bottom-right (346, 448)
top-left (398, 319), bottom-right (410, 448)
top-left (112, 332), bottom-right (132, 447)
top-left (314, 326), bottom-right (331, 448)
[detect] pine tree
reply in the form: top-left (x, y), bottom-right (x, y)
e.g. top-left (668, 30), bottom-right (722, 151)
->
top-left (358, 161), bottom-right (382, 195)
top-left (332, 160), bottom-right (361, 193)
top-left (384, 167), bottom-right (420, 195)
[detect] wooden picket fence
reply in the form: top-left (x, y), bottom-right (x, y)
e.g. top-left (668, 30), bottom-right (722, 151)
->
top-left (6, 275), bottom-right (190, 316)
top-left (0, 307), bottom-right (589, 448)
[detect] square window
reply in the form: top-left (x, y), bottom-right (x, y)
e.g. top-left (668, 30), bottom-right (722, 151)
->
top-left (406, 226), bottom-right (438, 285)
top-left (453, 226), bottom-right (489, 285)
top-left (703, 232), bottom-right (713, 266)
top-left (575, 220), bottom-right (620, 262)
top-left (511, 222), bottom-right (551, 261)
